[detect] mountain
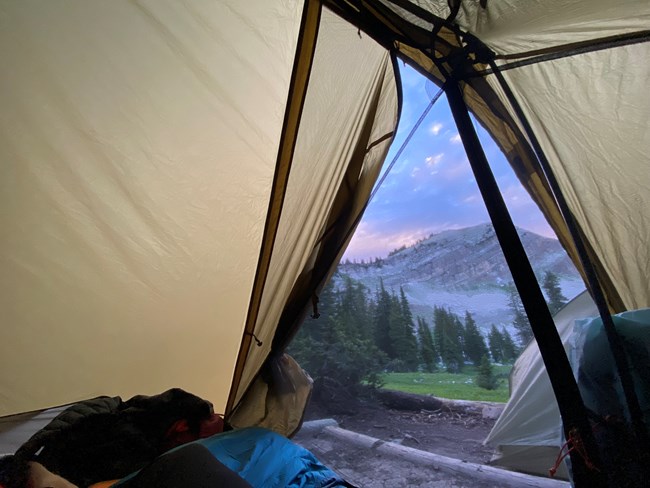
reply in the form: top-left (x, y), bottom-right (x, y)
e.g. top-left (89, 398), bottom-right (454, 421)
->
top-left (334, 223), bottom-right (585, 336)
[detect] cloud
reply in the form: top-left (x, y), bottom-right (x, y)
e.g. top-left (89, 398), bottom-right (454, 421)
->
top-left (449, 133), bottom-right (462, 144)
top-left (425, 153), bottom-right (444, 168)
top-left (430, 122), bottom-right (443, 135)
top-left (344, 223), bottom-right (437, 261)
top-left (462, 192), bottom-right (481, 204)
top-left (501, 184), bottom-right (533, 209)
top-left (441, 159), bottom-right (472, 180)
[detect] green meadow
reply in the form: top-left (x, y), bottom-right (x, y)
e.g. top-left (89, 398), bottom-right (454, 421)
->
top-left (381, 365), bottom-right (512, 403)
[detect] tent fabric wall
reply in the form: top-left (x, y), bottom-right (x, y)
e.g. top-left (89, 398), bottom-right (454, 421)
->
top-left (0, 0), bottom-right (304, 416)
top-left (486, 44), bottom-right (650, 311)
top-left (0, 0), bottom-right (398, 420)
top-left (485, 291), bottom-right (598, 479)
top-left (232, 8), bottom-right (399, 409)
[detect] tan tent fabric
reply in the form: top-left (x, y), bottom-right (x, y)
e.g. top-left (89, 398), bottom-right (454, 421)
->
top-left (453, 0), bottom-right (648, 55)
top-left (0, 0), bottom-right (304, 416)
top-left (486, 43), bottom-right (650, 310)
top-left (229, 354), bottom-right (313, 437)
top-left (0, 0), bottom-right (398, 419)
top-left (233, 8), bottom-right (398, 408)
top-left (377, 0), bottom-right (648, 54)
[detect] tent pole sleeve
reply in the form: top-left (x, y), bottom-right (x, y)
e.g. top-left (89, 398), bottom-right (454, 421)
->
top-left (445, 79), bottom-right (608, 488)
top-left (488, 61), bottom-right (650, 450)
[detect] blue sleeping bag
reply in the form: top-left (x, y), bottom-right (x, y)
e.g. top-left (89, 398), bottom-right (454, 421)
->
top-left (195, 427), bottom-right (346, 487)
top-left (116, 427), bottom-right (348, 488)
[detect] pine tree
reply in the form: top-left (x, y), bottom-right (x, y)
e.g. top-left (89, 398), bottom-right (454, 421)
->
top-left (387, 294), bottom-right (404, 364)
top-left (338, 275), bottom-right (373, 342)
top-left (501, 327), bottom-right (519, 363)
top-left (508, 284), bottom-right (533, 346)
top-left (454, 315), bottom-right (466, 361)
top-left (417, 316), bottom-right (438, 372)
top-left (398, 287), bottom-right (419, 370)
top-left (488, 324), bottom-right (504, 363)
top-left (463, 311), bottom-right (489, 367)
top-left (477, 355), bottom-right (499, 390)
top-left (289, 276), bottom-right (386, 394)
top-left (434, 307), bottom-right (464, 373)
top-left (542, 271), bottom-right (568, 315)
top-left (373, 279), bottom-right (393, 359)
top-left (289, 279), bottom-right (338, 368)
top-left (433, 306), bottom-right (445, 354)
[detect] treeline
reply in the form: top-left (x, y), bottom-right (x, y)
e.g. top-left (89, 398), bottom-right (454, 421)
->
top-left (289, 271), bottom-right (567, 394)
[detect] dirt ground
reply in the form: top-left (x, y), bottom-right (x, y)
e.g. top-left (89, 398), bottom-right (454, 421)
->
top-left (293, 392), bottom-right (504, 487)
top-left (301, 393), bottom-right (497, 463)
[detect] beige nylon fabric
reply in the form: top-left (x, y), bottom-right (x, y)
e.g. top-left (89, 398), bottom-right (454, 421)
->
top-left (0, 0), bottom-right (303, 416)
top-left (229, 354), bottom-right (313, 437)
top-left (486, 43), bottom-right (650, 311)
top-left (378, 1), bottom-right (648, 54)
top-left (233, 9), bottom-right (399, 407)
top-left (451, 0), bottom-right (649, 55)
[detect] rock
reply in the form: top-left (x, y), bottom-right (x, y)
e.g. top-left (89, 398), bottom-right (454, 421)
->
top-left (481, 405), bottom-right (504, 420)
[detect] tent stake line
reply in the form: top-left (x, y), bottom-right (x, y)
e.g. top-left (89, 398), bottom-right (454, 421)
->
top-left (444, 78), bottom-right (608, 487)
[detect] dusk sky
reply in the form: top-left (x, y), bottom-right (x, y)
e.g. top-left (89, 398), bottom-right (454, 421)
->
top-left (343, 64), bottom-right (555, 262)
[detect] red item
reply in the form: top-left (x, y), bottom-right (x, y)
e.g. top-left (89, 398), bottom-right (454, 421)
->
top-left (162, 414), bottom-right (225, 451)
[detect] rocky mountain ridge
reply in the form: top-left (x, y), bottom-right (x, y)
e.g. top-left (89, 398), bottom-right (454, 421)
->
top-left (335, 223), bottom-right (585, 335)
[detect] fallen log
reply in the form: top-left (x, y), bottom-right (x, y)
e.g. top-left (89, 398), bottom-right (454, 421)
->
top-left (324, 426), bottom-right (569, 488)
top-left (375, 389), bottom-right (444, 411)
top-left (376, 389), bottom-right (505, 418)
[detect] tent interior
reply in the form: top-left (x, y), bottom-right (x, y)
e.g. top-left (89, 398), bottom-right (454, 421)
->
top-left (2, 0), bottom-right (649, 486)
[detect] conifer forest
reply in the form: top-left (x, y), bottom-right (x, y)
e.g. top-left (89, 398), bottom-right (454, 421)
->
top-left (289, 271), bottom-right (566, 397)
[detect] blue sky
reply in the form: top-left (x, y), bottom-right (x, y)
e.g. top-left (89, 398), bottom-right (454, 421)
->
top-left (343, 63), bottom-right (555, 262)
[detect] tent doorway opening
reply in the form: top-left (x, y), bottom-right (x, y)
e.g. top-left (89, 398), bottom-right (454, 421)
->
top-left (288, 63), bottom-right (585, 479)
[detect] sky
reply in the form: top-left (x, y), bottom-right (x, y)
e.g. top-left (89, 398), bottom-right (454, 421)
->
top-left (343, 63), bottom-right (556, 262)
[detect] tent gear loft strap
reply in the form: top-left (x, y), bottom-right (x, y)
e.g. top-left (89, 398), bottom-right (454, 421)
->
top-left (445, 78), bottom-right (607, 487)
top-left (487, 59), bottom-right (650, 451)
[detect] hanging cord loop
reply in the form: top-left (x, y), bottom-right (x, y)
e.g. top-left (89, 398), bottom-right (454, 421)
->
top-left (310, 293), bottom-right (321, 319)
top-left (245, 332), bottom-right (263, 347)
top-left (550, 428), bottom-right (601, 477)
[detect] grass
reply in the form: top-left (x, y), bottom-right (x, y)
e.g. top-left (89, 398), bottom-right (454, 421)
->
top-left (380, 365), bottom-right (512, 403)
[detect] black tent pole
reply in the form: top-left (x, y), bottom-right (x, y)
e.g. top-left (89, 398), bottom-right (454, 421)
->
top-left (487, 60), bottom-right (649, 450)
top-left (445, 79), bottom-right (608, 487)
